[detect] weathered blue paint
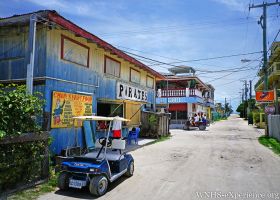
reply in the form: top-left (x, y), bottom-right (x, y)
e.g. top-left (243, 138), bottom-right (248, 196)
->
top-left (0, 27), bottom-right (47, 80)
top-left (1, 25), bottom-right (156, 155)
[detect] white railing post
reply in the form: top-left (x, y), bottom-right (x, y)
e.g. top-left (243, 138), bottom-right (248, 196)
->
top-left (157, 89), bottom-right (162, 97)
top-left (186, 88), bottom-right (189, 97)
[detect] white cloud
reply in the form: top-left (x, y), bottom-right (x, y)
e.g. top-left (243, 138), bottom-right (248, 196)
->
top-left (212, 0), bottom-right (248, 12)
top-left (19, 0), bottom-right (264, 110)
top-left (26, 0), bottom-right (66, 9)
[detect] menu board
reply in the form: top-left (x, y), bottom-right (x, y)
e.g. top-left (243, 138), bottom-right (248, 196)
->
top-left (51, 91), bottom-right (92, 128)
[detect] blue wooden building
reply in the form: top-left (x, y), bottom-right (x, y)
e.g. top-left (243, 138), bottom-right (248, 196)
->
top-left (0, 10), bottom-right (164, 155)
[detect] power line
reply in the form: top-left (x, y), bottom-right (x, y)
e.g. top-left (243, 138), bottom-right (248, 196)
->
top-left (116, 44), bottom-right (262, 70)
top-left (122, 49), bottom-right (262, 68)
top-left (268, 28), bottom-right (280, 53)
top-left (97, 15), bottom-right (278, 38)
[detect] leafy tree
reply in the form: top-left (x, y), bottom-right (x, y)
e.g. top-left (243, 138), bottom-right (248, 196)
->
top-left (236, 102), bottom-right (245, 118)
top-left (236, 101), bottom-right (249, 118)
top-left (225, 102), bottom-right (233, 115)
top-left (0, 84), bottom-right (45, 138)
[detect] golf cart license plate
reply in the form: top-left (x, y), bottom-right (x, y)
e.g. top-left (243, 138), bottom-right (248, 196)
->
top-left (69, 179), bottom-right (86, 189)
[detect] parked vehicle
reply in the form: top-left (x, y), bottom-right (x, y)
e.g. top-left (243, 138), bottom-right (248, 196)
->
top-left (58, 116), bottom-right (134, 197)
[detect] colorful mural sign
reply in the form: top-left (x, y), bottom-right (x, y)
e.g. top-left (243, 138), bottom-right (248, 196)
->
top-left (256, 91), bottom-right (275, 102)
top-left (51, 91), bottom-right (92, 128)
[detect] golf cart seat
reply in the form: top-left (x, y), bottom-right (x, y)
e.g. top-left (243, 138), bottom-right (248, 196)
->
top-left (85, 151), bottom-right (124, 161)
top-left (84, 139), bottom-right (126, 161)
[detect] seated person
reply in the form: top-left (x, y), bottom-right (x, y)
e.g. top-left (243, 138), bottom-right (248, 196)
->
top-left (194, 114), bottom-right (199, 125)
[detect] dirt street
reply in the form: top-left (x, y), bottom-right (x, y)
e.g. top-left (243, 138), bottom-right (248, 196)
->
top-left (39, 115), bottom-right (280, 200)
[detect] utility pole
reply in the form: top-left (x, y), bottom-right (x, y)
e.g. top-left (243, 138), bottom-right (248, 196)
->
top-left (242, 89), bottom-right (244, 103)
top-left (249, 1), bottom-right (280, 134)
top-left (26, 14), bottom-right (37, 95)
top-left (242, 88), bottom-right (245, 118)
top-left (244, 80), bottom-right (249, 119)
top-left (249, 80), bottom-right (252, 99)
top-left (225, 97), bottom-right (227, 117)
top-left (249, 1), bottom-right (280, 90)
top-left (239, 91), bottom-right (242, 104)
top-left (244, 80), bottom-right (248, 101)
top-left (167, 79), bottom-right (169, 111)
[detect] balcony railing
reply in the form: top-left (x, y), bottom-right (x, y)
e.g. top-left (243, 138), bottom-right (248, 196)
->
top-left (205, 98), bottom-right (214, 103)
top-left (255, 62), bottom-right (280, 89)
top-left (160, 89), bottom-right (186, 97)
top-left (268, 62), bottom-right (280, 76)
top-left (157, 88), bottom-right (203, 98)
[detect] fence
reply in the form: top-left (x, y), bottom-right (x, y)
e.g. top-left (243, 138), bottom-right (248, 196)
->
top-left (141, 111), bottom-right (170, 138)
top-left (0, 132), bottom-right (49, 197)
top-left (268, 115), bottom-right (280, 141)
top-left (253, 112), bottom-right (266, 128)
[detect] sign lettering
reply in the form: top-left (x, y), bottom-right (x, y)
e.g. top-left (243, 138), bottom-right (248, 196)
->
top-left (51, 91), bottom-right (92, 128)
top-left (117, 82), bottom-right (147, 102)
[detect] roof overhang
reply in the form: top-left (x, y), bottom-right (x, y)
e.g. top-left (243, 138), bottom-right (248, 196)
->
top-left (159, 76), bottom-right (210, 90)
top-left (168, 66), bottom-right (196, 75)
top-left (0, 10), bottom-right (165, 80)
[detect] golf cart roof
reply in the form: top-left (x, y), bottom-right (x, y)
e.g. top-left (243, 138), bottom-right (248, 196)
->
top-left (73, 116), bottom-right (130, 121)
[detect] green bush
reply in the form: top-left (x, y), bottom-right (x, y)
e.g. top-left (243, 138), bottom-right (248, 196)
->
top-left (0, 84), bottom-right (45, 138)
top-left (0, 140), bottom-right (47, 192)
top-left (0, 84), bottom-right (48, 194)
top-left (253, 112), bottom-right (261, 123)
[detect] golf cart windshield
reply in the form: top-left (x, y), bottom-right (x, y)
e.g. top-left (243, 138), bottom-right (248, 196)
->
top-left (73, 116), bottom-right (129, 160)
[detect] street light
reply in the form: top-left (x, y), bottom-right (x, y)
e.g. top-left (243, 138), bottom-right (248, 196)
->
top-left (240, 58), bottom-right (263, 63)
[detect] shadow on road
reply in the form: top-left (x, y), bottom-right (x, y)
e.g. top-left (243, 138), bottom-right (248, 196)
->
top-left (54, 176), bottom-right (128, 199)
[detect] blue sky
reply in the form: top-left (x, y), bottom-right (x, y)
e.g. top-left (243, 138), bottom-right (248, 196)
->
top-left (1, 0), bottom-right (279, 110)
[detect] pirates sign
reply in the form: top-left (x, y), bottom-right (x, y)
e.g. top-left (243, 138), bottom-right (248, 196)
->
top-left (116, 82), bottom-right (148, 102)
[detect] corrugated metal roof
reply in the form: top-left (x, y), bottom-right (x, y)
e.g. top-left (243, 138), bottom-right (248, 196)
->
top-left (0, 10), bottom-right (165, 79)
top-left (160, 75), bottom-right (210, 90)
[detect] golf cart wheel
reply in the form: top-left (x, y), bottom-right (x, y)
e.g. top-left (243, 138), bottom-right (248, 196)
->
top-left (89, 175), bottom-right (108, 197)
top-left (125, 161), bottom-right (134, 177)
top-left (198, 124), bottom-right (206, 131)
top-left (58, 172), bottom-right (70, 190)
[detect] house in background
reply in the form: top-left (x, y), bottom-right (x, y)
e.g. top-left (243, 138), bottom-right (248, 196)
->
top-left (0, 10), bottom-right (164, 155)
top-left (156, 66), bottom-right (215, 128)
top-left (255, 41), bottom-right (280, 110)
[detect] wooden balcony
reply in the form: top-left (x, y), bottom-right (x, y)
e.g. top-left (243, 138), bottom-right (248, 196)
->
top-left (157, 88), bottom-right (203, 98)
top-left (255, 62), bottom-right (280, 90)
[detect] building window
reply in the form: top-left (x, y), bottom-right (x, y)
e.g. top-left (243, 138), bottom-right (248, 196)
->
top-left (146, 75), bottom-right (154, 88)
top-left (104, 56), bottom-right (121, 77)
top-left (97, 102), bottom-right (123, 117)
top-left (61, 35), bottom-right (89, 67)
top-left (130, 68), bottom-right (141, 84)
top-left (97, 102), bottom-right (123, 130)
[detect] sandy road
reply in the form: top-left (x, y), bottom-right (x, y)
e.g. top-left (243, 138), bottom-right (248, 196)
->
top-left (39, 115), bottom-right (280, 200)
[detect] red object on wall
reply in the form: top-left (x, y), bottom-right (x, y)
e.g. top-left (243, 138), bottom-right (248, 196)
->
top-left (168, 104), bottom-right (188, 111)
top-left (256, 91), bottom-right (274, 102)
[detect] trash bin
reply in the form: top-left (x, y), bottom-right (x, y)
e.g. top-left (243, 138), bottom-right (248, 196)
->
top-left (248, 115), bottom-right (253, 125)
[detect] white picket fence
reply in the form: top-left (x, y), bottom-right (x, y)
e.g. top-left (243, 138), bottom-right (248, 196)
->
top-left (268, 115), bottom-right (280, 141)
